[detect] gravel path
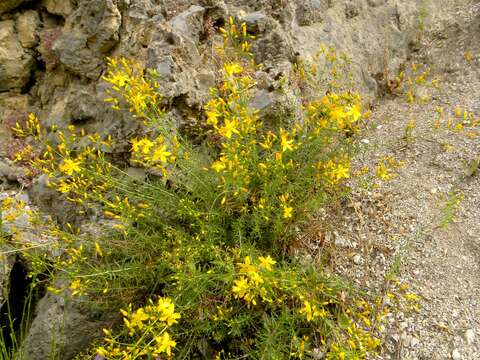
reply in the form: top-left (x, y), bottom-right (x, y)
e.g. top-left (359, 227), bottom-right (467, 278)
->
top-left (340, 2), bottom-right (480, 359)
top-left (313, 2), bottom-right (480, 359)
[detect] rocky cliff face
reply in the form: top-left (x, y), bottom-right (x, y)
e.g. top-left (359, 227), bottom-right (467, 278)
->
top-left (0, 0), bottom-right (457, 159)
top-left (0, 0), bottom-right (471, 358)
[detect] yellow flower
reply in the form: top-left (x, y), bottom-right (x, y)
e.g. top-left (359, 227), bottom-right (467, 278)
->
top-left (224, 62), bottom-right (243, 76)
top-left (151, 144), bottom-right (172, 164)
top-left (57, 181), bottom-right (72, 193)
top-left (156, 298), bottom-right (181, 326)
top-left (131, 137), bottom-right (154, 155)
top-left (280, 130), bottom-right (294, 152)
top-left (155, 332), bottom-right (176, 356)
top-left (232, 276), bottom-right (249, 299)
top-left (70, 279), bottom-right (81, 291)
top-left (282, 205), bottom-right (293, 219)
top-left (59, 159), bottom-right (82, 176)
top-left (347, 104), bottom-right (361, 122)
top-left (238, 256), bottom-right (256, 274)
top-left (211, 160), bottom-right (226, 172)
top-left (218, 119), bottom-right (240, 139)
top-left (127, 308), bottom-right (149, 331)
top-left (258, 256), bottom-right (276, 271)
top-left (334, 163), bottom-right (350, 180)
top-left (160, 306), bottom-right (181, 326)
top-left (206, 110), bottom-right (220, 126)
top-left (300, 300), bottom-right (314, 321)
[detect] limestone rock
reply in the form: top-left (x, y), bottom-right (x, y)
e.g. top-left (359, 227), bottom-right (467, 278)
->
top-left (0, 159), bottom-right (23, 183)
top-left (0, 20), bottom-right (34, 91)
top-left (16, 10), bottom-right (40, 48)
top-left (170, 5), bottom-right (205, 43)
top-left (295, 0), bottom-right (330, 26)
top-left (0, 0), bottom-right (26, 16)
top-left (43, 0), bottom-right (75, 17)
top-left (53, 0), bottom-right (121, 78)
top-left (22, 289), bottom-right (109, 360)
top-left (242, 11), bottom-right (270, 34)
top-left (29, 174), bottom-right (81, 227)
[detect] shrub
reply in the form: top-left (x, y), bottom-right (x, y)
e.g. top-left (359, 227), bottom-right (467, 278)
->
top-left (12, 18), bottom-right (383, 360)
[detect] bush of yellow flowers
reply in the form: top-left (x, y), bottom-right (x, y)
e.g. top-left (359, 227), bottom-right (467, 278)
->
top-left (11, 18), bottom-right (386, 360)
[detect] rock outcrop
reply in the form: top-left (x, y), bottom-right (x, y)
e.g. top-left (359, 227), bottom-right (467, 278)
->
top-left (0, 20), bottom-right (34, 91)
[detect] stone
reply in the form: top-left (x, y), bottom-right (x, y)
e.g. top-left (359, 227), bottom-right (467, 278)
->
top-left (22, 289), bottom-right (110, 360)
top-left (43, 0), bottom-right (74, 17)
top-left (451, 349), bottom-right (462, 360)
top-left (29, 174), bottom-right (81, 227)
top-left (0, 160), bottom-right (23, 183)
top-left (250, 90), bottom-right (277, 112)
top-left (410, 336), bottom-right (419, 347)
top-left (367, 0), bottom-right (385, 6)
top-left (345, 1), bottom-right (362, 19)
top-left (53, 0), bottom-right (121, 78)
top-left (242, 12), bottom-right (269, 34)
top-left (170, 5), bottom-right (205, 43)
top-left (0, 20), bottom-right (34, 91)
top-left (465, 329), bottom-right (475, 345)
top-left (16, 10), bottom-right (40, 48)
top-left (0, 0), bottom-right (25, 16)
top-left (295, 0), bottom-right (329, 26)
top-left (353, 254), bottom-right (362, 265)
top-left (126, 167), bottom-right (147, 181)
top-left (53, 32), bottom-right (104, 79)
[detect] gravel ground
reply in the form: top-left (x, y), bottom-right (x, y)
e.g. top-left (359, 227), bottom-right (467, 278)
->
top-left (323, 2), bottom-right (480, 359)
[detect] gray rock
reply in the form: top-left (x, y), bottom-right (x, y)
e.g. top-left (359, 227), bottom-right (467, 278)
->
top-left (295, 0), bottom-right (330, 26)
top-left (250, 90), bottom-right (277, 112)
top-left (353, 254), bottom-right (362, 265)
top-left (22, 289), bottom-right (109, 360)
top-left (242, 12), bottom-right (269, 34)
top-left (0, 160), bottom-right (23, 183)
top-left (53, 0), bottom-right (121, 78)
top-left (0, 0), bottom-right (26, 15)
top-left (29, 174), bottom-right (81, 227)
top-left (0, 20), bottom-right (34, 91)
top-left (53, 32), bottom-right (104, 79)
top-left (170, 5), bottom-right (205, 43)
top-left (126, 167), bottom-right (147, 181)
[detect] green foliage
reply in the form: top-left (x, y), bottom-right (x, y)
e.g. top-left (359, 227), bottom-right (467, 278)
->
top-left (438, 190), bottom-right (464, 229)
top-left (10, 18), bottom-right (384, 360)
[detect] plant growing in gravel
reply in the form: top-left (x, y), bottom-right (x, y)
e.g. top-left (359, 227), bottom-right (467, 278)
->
top-left (438, 190), bottom-right (464, 229)
top-left (10, 18), bottom-right (387, 360)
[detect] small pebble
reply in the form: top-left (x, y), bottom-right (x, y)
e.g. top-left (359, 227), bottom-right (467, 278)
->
top-left (452, 349), bottom-right (461, 360)
top-left (465, 329), bottom-right (475, 344)
top-left (353, 254), bottom-right (362, 265)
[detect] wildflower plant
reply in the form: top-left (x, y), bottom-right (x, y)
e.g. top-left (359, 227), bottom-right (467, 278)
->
top-left (12, 18), bottom-right (384, 360)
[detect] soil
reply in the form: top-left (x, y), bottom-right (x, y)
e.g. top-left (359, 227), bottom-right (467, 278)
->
top-left (326, 2), bottom-right (480, 359)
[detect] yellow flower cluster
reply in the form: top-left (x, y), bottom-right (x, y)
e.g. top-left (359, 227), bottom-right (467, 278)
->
top-left (433, 105), bottom-right (479, 138)
top-left (217, 17), bottom-right (254, 59)
top-left (12, 113), bottom-right (42, 139)
top-left (279, 193), bottom-right (293, 219)
top-left (97, 297), bottom-right (181, 359)
top-left (103, 57), bottom-right (161, 120)
top-left (375, 156), bottom-right (405, 181)
top-left (299, 299), bottom-right (327, 322)
top-left (306, 93), bottom-right (362, 133)
top-left (321, 158), bottom-right (351, 185)
top-left (232, 255), bottom-right (277, 305)
top-left (130, 135), bottom-right (178, 176)
top-left (12, 116), bottom-right (149, 229)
